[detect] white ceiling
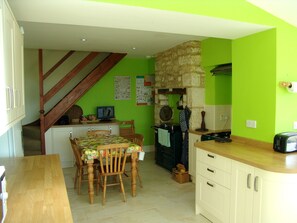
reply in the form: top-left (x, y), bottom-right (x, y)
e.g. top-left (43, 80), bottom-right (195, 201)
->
top-left (7, 0), bottom-right (274, 58)
top-left (247, 0), bottom-right (297, 28)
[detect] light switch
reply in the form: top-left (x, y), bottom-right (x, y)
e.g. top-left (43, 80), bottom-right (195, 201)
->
top-left (246, 120), bottom-right (257, 128)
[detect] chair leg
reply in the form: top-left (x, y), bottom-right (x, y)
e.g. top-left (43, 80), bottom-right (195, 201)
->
top-left (119, 174), bottom-right (126, 202)
top-left (74, 167), bottom-right (78, 189)
top-left (77, 168), bottom-right (83, 195)
top-left (102, 176), bottom-right (107, 205)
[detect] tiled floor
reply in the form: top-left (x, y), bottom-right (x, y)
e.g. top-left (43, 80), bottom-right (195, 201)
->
top-left (63, 152), bottom-right (211, 223)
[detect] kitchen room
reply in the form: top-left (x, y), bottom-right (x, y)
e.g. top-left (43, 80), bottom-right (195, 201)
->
top-left (1, 0), bottom-right (297, 222)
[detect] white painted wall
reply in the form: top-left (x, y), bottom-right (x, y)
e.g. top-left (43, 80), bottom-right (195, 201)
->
top-left (0, 121), bottom-right (24, 157)
top-left (22, 49), bottom-right (108, 125)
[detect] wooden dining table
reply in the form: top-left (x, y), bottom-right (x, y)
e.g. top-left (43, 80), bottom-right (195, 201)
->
top-left (76, 135), bottom-right (142, 204)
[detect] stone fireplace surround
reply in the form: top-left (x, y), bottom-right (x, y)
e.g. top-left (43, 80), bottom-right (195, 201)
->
top-left (154, 40), bottom-right (205, 130)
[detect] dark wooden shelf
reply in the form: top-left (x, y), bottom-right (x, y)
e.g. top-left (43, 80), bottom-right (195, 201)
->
top-left (157, 88), bottom-right (186, 95)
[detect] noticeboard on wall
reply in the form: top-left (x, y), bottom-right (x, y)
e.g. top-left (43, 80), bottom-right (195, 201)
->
top-left (114, 76), bottom-right (131, 100)
top-left (136, 75), bottom-right (155, 106)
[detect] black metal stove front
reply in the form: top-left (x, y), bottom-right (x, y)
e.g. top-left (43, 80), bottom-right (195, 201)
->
top-left (154, 124), bottom-right (183, 172)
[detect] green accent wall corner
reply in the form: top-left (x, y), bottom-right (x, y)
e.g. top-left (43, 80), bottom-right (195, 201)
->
top-left (76, 58), bottom-right (155, 146)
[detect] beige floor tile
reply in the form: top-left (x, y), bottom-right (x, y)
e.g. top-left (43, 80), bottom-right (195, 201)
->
top-left (63, 152), bottom-right (211, 223)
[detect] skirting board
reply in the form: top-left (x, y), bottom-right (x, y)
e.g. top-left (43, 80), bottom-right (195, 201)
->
top-left (143, 145), bottom-right (155, 153)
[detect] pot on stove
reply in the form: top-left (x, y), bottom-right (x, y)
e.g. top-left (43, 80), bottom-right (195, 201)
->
top-left (159, 105), bottom-right (173, 122)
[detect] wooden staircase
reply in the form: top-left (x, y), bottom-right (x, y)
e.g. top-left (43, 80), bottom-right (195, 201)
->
top-left (29, 50), bottom-right (126, 155)
top-left (22, 125), bottom-right (41, 156)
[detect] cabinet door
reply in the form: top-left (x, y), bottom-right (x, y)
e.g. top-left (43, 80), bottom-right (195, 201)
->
top-left (189, 133), bottom-right (200, 179)
top-left (73, 126), bottom-right (92, 138)
top-left (0, 0), bottom-right (24, 135)
top-left (253, 168), bottom-right (297, 223)
top-left (2, 0), bottom-right (15, 124)
top-left (196, 175), bottom-right (230, 223)
top-left (13, 24), bottom-right (24, 119)
top-left (51, 127), bottom-right (74, 168)
top-left (109, 124), bottom-right (119, 135)
top-left (0, 0), bottom-right (7, 135)
top-left (230, 161), bottom-right (254, 223)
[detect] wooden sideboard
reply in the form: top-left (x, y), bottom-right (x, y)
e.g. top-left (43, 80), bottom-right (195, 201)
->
top-left (0, 154), bottom-right (73, 223)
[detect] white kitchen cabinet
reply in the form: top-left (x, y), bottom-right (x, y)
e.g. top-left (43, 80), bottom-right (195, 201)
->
top-left (45, 127), bottom-right (73, 168)
top-left (13, 19), bottom-right (25, 120)
top-left (196, 148), bottom-right (231, 223)
top-left (0, 0), bottom-right (24, 136)
top-left (45, 123), bottom-right (119, 167)
top-left (230, 160), bottom-right (297, 223)
top-left (195, 146), bottom-right (297, 223)
top-left (72, 123), bottom-right (119, 137)
top-left (230, 161), bottom-right (255, 223)
top-left (189, 133), bottom-right (200, 182)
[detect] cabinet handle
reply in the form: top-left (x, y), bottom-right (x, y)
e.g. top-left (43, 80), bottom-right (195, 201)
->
top-left (207, 182), bottom-right (214, 187)
top-left (6, 87), bottom-right (11, 110)
top-left (254, 176), bottom-right (259, 192)
top-left (247, 173), bottom-right (251, 189)
top-left (207, 154), bottom-right (215, 158)
top-left (10, 88), bottom-right (15, 109)
top-left (207, 168), bottom-right (215, 173)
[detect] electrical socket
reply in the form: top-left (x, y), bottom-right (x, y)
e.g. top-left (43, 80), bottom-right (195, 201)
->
top-left (246, 120), bottom-right (257, 128)
top-left (220, 114), bottom-right (228, 121)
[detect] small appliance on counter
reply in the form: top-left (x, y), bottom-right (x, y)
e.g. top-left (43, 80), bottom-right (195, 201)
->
top-left (273, 132), bottom-right (297, 153)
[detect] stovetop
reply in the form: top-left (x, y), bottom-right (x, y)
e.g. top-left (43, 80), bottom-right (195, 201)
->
top-left (154, 123), bottom-right (181, 131)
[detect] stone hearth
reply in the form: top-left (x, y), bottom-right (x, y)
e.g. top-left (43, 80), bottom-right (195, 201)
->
top-left (154, 41), bottom-right (205, 130)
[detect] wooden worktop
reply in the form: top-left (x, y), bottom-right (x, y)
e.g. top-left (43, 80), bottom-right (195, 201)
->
top-left (0, 155), bottom-right (73, 223)
top-left (194, 136), bottom-right (297, 173)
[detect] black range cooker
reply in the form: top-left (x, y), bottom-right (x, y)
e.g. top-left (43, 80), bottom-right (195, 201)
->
top-left (154, 123), bottom-right (183, 172)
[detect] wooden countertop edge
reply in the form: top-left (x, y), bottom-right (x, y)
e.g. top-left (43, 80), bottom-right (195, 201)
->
top-left (52, 120), bottom-right (119, 128)
top-left (194, 135), bottom-right (297, 174)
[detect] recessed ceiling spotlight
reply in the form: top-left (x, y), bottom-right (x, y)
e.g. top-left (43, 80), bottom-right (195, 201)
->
top-left (81, 38), bottom-right (87, 42)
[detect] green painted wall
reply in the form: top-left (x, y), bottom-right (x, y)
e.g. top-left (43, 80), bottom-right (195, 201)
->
top-left (76, 58), bottom-right (155, 146)
top-left (275, 24), bottom-right (297, 133)
top-left (232, 29), bottom-right (276, 141)
top-left (91, 0), bottom-right (297, 142)
top-left (202, 38), bottom-right (232, 105)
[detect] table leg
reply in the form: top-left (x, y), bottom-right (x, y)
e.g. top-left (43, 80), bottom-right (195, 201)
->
top-left (131, 152), bottom-right (138, 197)
top-left (87, 160), bottom-right (94, 204)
